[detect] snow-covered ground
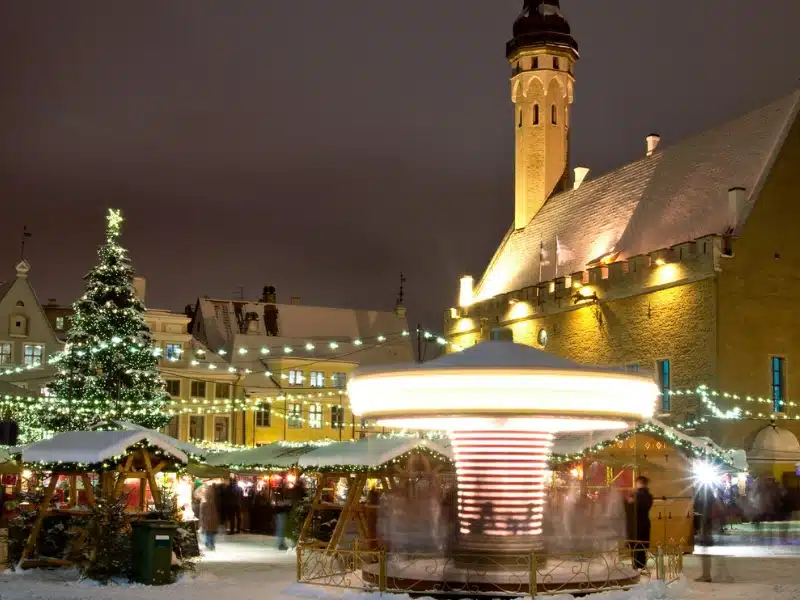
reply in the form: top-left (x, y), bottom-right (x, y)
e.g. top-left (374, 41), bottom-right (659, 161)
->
top-left (0, 534), bottom-right (799, 600)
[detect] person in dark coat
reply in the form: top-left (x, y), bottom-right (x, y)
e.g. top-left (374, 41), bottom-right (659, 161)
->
top-left (626, 476), bottom-right (653, 570)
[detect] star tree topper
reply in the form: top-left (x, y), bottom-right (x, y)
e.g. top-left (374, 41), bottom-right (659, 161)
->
top-left (107, 208), bottom-right (123, 238)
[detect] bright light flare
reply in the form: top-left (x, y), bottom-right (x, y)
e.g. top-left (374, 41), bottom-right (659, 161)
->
top-left (693, 460), bottom-right (720, 487)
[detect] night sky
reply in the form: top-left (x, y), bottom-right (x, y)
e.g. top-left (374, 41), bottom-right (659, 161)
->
top-left (1, 1), bottom-right (798, 332)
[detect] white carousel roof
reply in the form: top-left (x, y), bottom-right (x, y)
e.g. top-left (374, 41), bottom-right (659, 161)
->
top-left (22, 430), bottom-right (188, 465)
top-left (349, 340), bottom-right (658, 427)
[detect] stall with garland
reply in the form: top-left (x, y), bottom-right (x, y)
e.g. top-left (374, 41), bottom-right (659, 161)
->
top-left (296, 436), bottom-right (452, 552)
top-left (205, 441), bottom-right (328, 533)
top-left (15, 429), bottom-right (188, 568)
top-left (547, 419), bottom-right (742, 551)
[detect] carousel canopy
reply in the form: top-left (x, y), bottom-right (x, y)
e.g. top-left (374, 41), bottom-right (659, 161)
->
top-left (207, 441), bottom-right (323, 469)
top-left (298, 436), bottom-right (452, 469)
top-left (92, 419), bottom-right (207, 459)
top-left (21, 430), bottom-right (188, 465)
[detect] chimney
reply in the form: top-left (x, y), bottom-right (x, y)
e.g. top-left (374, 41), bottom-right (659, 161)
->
top-left (573, 167), bottom-right (590, 190)
top-left (46, 298), bottom-right (57, 306)
top-left (459, 275), bottom-right (474, 308)
top-left (646, 134), bottom-right (661, 157)
top-left (290, 296), bottom-right (300, 306)
top-left (133, 276), bottom-right (146, 303)
top-left (728, 187), bottom-right (746, 230)
top-left (262, 285), bottom-right (276, 303)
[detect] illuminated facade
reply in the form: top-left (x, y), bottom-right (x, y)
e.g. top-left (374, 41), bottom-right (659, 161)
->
top-left (187, 287), bottom-right (414, 446)
top-left (446, 1), bottom-right (800, 443)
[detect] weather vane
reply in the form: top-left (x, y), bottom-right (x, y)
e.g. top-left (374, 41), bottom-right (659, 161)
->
top-left (396, 272), bottom-right (406, 307)
top-left (19, 225), bottom-right (32, 261)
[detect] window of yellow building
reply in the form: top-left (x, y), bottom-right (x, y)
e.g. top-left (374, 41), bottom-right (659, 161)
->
top-left (288, 370), bottom-right (304, 386)
top-left (165, 379), bottom-right (181, 398)
top-left (189, 415), bottom-right (204, 440)
top-left (256, 407), bottom-right (271, 427)
top-left (23, 344), bottom-right (43, 367)
top-left (331, 372), bottom-right (347, 389)
top-left (310, 371), bottom-right (325, 388)
top-left (214, 416), bottom-right (230, 441)
top-left (165, 343), bottom-right (183, 361)
top-left (288, 403), bottom-right (303, 428)
top-left (331, 405), bottom-right (344, 429)
top-left (191, 380), bottom-right (206, 398)
top-left (309, 404), bottom-right (323, 429)
top-left (216, 383), bottom-right (231, 399)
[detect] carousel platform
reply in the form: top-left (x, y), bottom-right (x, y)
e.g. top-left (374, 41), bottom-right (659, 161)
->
top-left (360, 555), bottom-right (642, 595)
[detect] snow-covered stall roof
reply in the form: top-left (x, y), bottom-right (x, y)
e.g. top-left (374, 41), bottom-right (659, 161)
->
top-left (22, 430), bottom-right (188, 465)
top-left (298, 436), bottom-right (452, 469)
top-left (207, 442), bottom-right (322, 469)
top-left (93, 420), bottom-right (208, 459)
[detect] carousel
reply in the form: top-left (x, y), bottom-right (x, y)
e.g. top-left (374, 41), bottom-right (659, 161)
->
top-left (295, 340), bottom-right (730, 596)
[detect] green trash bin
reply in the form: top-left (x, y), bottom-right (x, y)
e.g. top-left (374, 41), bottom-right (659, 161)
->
top-left (131, 520), bottom-right (179, 585)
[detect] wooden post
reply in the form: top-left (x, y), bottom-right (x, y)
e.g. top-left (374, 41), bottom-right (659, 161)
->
top-left (114, 454), bottom-right (134, 497)
top-left (298, 474), bottom-right (324, 545)
top-left (327, 473), bottom-right (365, 552)
top-left (19, 474), bottom-right (59, 566)
top-left (141, 449), bottom-right (161, 507)
top-left (68, 475), bottom-right (77, 508)
top-left (80, 474), bottom-right (97, 508)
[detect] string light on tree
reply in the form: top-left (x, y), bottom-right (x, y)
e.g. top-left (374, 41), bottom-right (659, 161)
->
top-left (38, 208), bottom-right (170, 434)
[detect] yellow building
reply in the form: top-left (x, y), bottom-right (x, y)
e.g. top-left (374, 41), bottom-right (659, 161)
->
top-left (185, 286), bottom-right (414, 446)
top-left (445, 1), bottom-right (800, 466)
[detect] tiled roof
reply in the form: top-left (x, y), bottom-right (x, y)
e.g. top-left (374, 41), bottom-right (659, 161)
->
top-left (194, 298), bottom-right (414, 366)
top-left (477, 90), bottom-right (800, 300)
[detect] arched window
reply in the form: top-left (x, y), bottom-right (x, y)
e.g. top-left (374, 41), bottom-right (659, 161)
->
top-left (533, 104), bottom-right (540, 125)
top-left (551, 104), bottom-right (558, 125)
top-left (532, 57), bottom-right (539, 69)
top-left (15, 301), bottom-right (23, 307)
top-left (518, 109), bottom-right (523, 128)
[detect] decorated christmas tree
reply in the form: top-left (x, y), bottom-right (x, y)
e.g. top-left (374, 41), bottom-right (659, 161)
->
top-left (42, 209), bottom-right (170, 433)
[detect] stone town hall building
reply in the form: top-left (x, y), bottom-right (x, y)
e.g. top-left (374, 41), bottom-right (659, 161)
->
top-left (444, 1), bottom-right (800, 454)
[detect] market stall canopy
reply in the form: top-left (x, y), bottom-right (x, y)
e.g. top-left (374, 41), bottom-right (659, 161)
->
top-left (551, 418), bottom-right (745, 470)
top-left (207, 442), bottom-right (324, 469)
top-left (298, 436), bottom-right (452, 469)
top-left (22, 430), bottom-right (188, 465)
top-left (92, 420), bottom-right (207, 459)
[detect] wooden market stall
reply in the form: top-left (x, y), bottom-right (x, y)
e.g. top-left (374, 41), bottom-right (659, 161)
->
top-left (296, 436), bottom-right (453, 552)
top-left (549, 419), bottom-right (739, 552)
top-left (206, 441), bottom-right (323, 532)
top-left (16, 430), bottom-right (188, 568)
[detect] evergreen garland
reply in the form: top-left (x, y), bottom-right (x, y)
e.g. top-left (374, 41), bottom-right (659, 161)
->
top-left (42, 209), bottom-right (169, 433)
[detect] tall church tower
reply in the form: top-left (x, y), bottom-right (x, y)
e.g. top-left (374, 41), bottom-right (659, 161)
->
top-left (508, 1), bottom-right (579, 230)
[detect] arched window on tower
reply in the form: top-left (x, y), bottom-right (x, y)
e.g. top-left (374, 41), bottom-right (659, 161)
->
top-left (518, 109), bottom-right (523, 128)
top-left (551, 104), bottom-right (558, 125)
top-left (532, 57), bottom-right (539, 69)
top-left (533, 104), bottom-right (540, 125)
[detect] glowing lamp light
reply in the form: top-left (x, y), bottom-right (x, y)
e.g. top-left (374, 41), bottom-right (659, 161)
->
top-left (459, 275), bottom-right (474, 308)
top-left (693, 460), bottom-right (720, 486)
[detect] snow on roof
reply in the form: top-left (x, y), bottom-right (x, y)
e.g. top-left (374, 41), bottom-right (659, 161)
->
top-left (206, 442), bottom-right (322, 468)
top-left (0, 446), bottom-right (10, 463)
top-left (94, 420), bottom-right (208, 459)
top-left (477, 90), bottom-right (800, 300)
top-left (22, 430), bottom-right (188, 465)
top-left (193, 298), bottom-right (413, 366)
top-left (298, 437), bottom-right (452, 469)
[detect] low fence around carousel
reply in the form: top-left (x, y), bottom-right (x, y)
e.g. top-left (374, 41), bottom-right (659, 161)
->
top-left (296, 540), bottom-right (684, 597)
